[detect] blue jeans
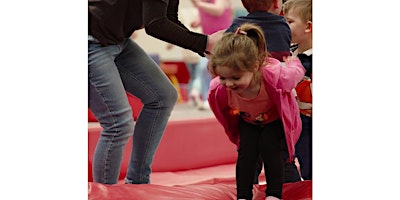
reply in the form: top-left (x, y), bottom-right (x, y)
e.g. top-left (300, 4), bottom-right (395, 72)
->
top-left (191, 56), bottom-right (211, 101)
top-left (185, 62), bottom-right (197, 93)
top-left (88, 36), bottom-right (178, 184)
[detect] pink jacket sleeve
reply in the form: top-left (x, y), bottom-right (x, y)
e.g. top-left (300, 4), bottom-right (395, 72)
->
top-left (263, 57), bottom-right (305, 162)
top-left (208, 77), bottom-right (240, 147)
top-left (264, 57), bottom-right (305, 92)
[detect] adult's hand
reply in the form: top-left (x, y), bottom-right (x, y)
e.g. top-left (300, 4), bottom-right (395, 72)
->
top-left (206, 29), bottom-right (226, 54)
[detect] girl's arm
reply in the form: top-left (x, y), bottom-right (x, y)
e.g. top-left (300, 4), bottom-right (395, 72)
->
top-left (208, 78), bottom-right (240, 146)
top-left (277, 56), bottom-right (306, 92)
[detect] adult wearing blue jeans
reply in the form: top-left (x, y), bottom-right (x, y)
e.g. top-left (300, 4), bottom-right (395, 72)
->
top-left (89, 36), bottom-right (177, 184)
top-left (89, 0), bottom-right (224, 185)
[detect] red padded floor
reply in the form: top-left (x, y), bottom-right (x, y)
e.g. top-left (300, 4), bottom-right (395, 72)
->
top-left (88, 180), bottom-right (312, 200)
top-left (88, 117), bottom-right (312, 199)
top-left (88, 118), bottom-right (238, 182)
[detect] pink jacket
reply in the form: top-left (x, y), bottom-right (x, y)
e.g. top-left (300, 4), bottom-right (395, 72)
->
top-left (208, 57), bottom-right (305, 162)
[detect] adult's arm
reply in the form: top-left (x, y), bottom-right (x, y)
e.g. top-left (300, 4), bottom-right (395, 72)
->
top-left (143, 0), bottom-right (208, 55)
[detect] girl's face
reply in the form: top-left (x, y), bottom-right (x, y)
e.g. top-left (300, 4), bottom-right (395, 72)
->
top-left (215, 65), bottom-right (255, 95)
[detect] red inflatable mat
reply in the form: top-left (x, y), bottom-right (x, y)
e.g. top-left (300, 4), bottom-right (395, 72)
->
top-left (88, 118), bottom-right (238, 182)
top-left (88, 180), bottom-right (311, 200)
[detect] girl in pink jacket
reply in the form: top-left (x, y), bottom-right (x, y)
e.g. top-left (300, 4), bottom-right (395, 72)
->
top-left (208, 23), bottom-right (305, 200)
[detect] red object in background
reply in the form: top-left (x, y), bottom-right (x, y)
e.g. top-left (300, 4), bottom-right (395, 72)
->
top-left (161, 61), bottom-right (190, 84)
top-left (88, 93), bottom-right (143, 122)
top-left (160, 61), bottom-right (190, 103)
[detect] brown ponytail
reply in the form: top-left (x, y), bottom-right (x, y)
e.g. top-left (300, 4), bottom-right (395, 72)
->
top-left (209, 23), bottom-right (268, 76)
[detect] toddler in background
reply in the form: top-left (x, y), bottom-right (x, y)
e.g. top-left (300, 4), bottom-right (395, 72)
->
top-left (284, 0), bottom-right (313, 180)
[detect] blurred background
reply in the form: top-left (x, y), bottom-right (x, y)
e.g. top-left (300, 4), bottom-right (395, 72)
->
top-left (133, 0), bottom-right (247, 61)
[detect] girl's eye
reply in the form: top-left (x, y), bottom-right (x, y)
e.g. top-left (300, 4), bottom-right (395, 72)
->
top-left (233, 77), bottom-right (241, 80)
top-left (219, 77), bottom-right (226, 80)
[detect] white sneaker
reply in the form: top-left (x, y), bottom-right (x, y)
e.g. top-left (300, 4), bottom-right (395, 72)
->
top-left (189, 89), bottom-right (201, 107)
top-left (197, 100), bottom-right (210, 111)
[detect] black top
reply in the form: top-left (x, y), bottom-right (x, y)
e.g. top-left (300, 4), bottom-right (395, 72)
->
top-left (89, 0), bottom-right (208, 55)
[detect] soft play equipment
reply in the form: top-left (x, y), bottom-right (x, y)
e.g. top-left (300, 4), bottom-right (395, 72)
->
top-left (89, 179), bottom-right (312, 200)
top-left (88, 117), bottom-right (312, 199)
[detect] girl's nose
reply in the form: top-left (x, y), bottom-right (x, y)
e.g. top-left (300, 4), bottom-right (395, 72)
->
top-left (225, 80), bottom-right (234, 87)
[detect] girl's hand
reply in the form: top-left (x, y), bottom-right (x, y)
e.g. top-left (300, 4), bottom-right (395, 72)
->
top-left (283, 55), bottom-right (300, 64)
top-left (283, 55), bottom-right (299, 62)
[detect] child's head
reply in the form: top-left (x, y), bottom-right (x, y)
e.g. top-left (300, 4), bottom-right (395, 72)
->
top-left (241, 0), bottom-right (283, 15)
top-left (209, 23), bottom-right (267, 92)
top-left (283, 0), bottom-right (312, 47)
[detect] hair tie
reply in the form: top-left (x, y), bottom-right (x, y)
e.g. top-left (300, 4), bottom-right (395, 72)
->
top-left (235, 28), bottom-right (247, 35)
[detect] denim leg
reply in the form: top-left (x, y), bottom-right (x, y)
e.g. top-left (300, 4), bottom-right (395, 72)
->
top-left (115, 40), bottom-right (178, 184)
top-left (88, 37), bottom-right (134, 184)
top-left (185, 62), bottom-right (197, 93)
top-left (191, 59), bottom-right (203, 92)
top-left (199, 57), bottom-right (211, 101)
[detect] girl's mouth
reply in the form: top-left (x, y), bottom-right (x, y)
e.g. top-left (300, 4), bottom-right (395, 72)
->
top-left (228, 86), bottom-right (239, 91)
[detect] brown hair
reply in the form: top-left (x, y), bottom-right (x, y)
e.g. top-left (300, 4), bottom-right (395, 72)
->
top-left (241, 0), bottom-right (273, 13)
top-left (209, 23), bottom-right (267, 76)
top-left (283, 0), bottom-right (312, 23)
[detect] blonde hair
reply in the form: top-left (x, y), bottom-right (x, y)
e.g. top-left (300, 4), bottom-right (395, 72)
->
top-left (209, 23), bottom-right (267, 76)
top-left (283, 0), bottom-right (312, 23)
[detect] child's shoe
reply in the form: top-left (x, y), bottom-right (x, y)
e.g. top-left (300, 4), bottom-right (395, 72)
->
top-left (189, 88), bottom-right (201, 107)
top-left (197, 100), bottom-right (210, 111)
